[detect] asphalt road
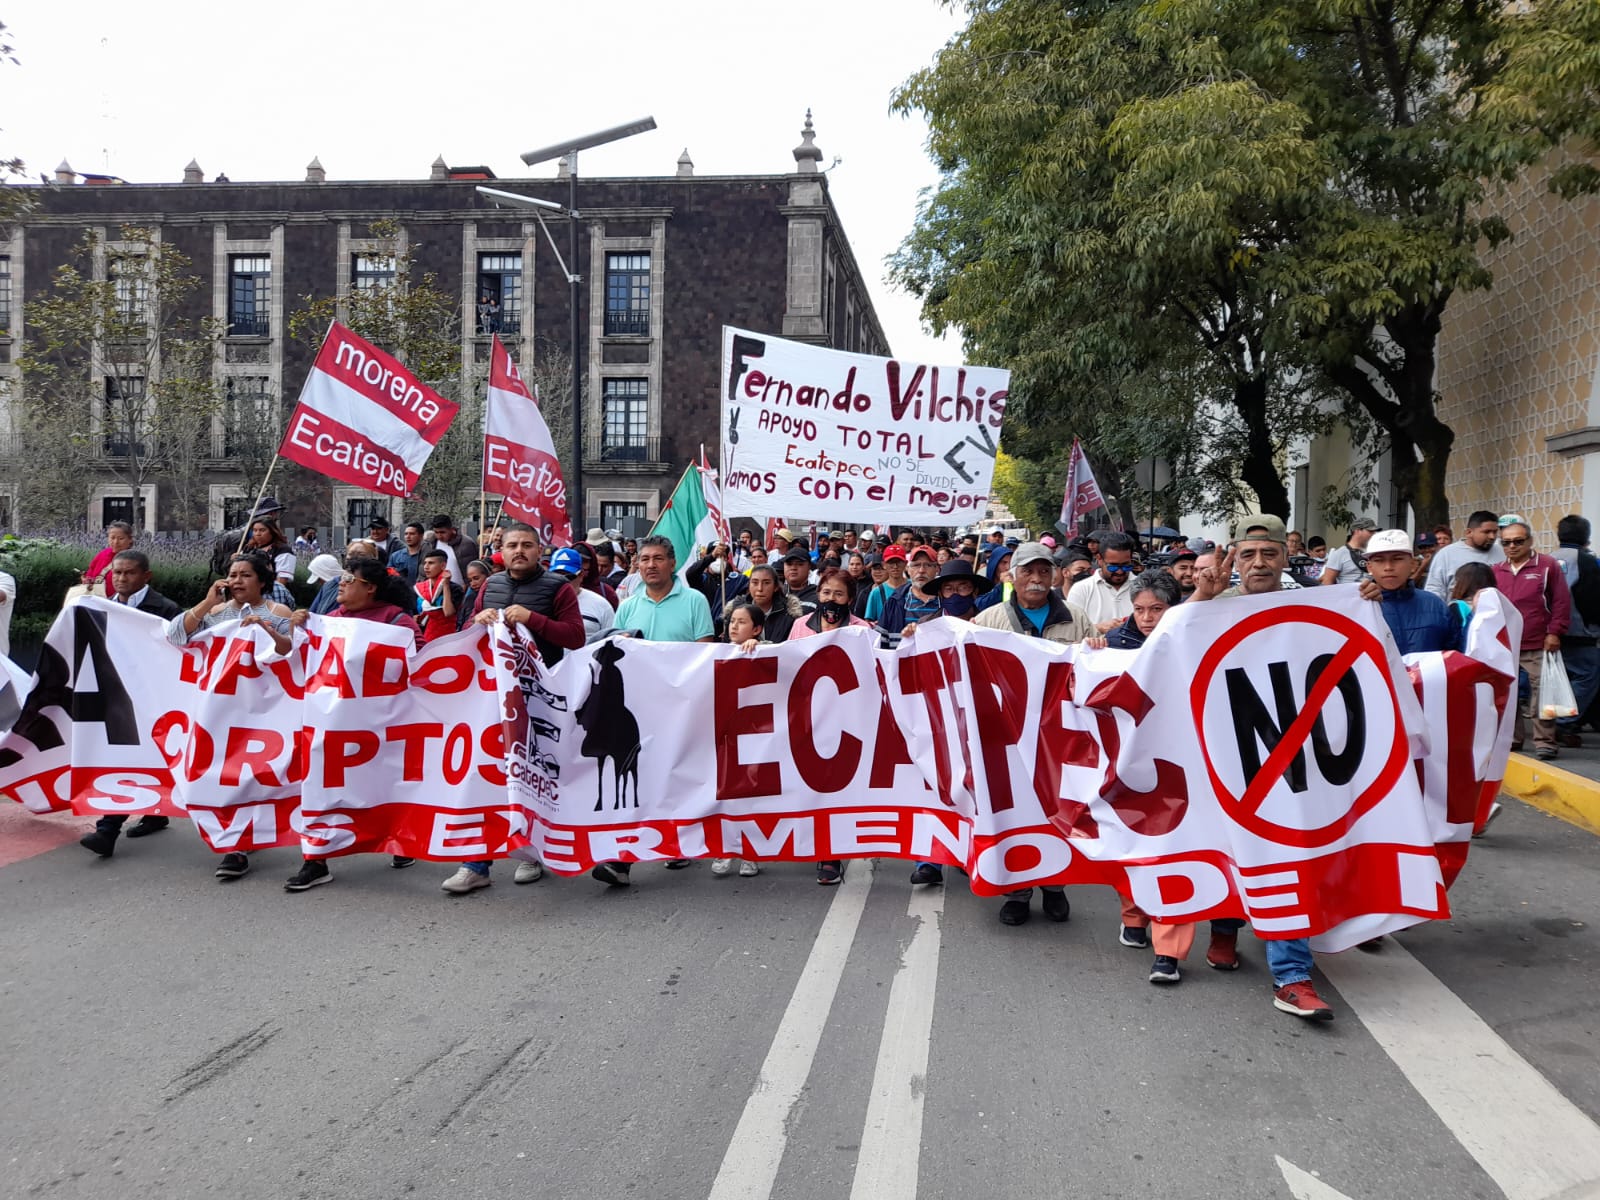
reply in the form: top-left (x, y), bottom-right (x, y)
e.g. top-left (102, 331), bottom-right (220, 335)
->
top-left (0, 798), bottom-right (1596, 1200)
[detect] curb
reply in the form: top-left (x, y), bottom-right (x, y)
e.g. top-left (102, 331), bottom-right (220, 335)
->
top-left (1502, 753), bottom-right (1600, 837)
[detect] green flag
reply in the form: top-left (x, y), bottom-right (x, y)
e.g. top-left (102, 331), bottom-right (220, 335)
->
top-left (649, 465), bottom-right (720, 566)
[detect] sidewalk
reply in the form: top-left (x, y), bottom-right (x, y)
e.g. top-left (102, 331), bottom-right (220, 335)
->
top-left (1502, 739), bottom-right (1600, 836)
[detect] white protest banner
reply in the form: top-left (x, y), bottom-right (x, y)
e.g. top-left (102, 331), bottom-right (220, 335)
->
top-left (279, 322), bottom-right (459, 498)
top-left (719, 327), bottom-right (1009, 525)
top-left (1, 591), bottom-right (1514, 949)
top-left (483, 335), bottom-right (571, 547)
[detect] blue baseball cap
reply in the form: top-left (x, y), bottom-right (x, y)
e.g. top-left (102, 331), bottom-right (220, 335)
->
top-left (549, 547), bottom-right (583, 576)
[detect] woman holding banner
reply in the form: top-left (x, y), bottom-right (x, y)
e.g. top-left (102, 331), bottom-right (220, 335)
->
top-left (714, 601), bottom-right (772, 879)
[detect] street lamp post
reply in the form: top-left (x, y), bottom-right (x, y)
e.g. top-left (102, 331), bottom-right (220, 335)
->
top-left (512, 117), bottom-right (656, 535)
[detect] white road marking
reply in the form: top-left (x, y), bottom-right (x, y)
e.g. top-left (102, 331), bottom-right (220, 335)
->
top-left (848, 883), bottom-right (945, 1200)
top-left (1276, 1156), bottom-right (1358, 1199)
top-left (1320, 940), bottom-right (1600, 1200)
top-left (706, 860), bottom-right (876, 1200)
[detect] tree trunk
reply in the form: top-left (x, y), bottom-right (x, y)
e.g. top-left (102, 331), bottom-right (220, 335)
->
top-left (1327, 307), bottom-right (1455, 530)
top-left (1230, 376), bottom-right (1291, 518)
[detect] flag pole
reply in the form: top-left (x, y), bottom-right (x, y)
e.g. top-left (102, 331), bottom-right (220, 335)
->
top-left (235, 456), bottom-right (282, 555)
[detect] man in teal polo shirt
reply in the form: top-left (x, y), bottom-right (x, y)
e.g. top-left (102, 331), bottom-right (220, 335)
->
top-left (594, 535), bottom-right (714, 886)
top-left (614, 535), bottom-right (716, 642)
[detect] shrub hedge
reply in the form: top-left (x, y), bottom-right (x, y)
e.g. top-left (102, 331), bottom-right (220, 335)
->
top-left (0, 533), bottom-right (310, 648)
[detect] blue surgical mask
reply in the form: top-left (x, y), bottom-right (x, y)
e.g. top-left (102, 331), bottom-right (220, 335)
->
top-left (941, 594), bottom-right (977, 617)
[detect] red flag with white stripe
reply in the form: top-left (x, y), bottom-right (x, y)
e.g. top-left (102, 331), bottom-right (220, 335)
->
top-left (483, 336), bottom-right (571, 548)
top-left (278, 322), bottom-right (458, 498)
top-left (698, 445), bottom-right (730, 547)
top-left (1059, 438), bottom-right (1106, 530)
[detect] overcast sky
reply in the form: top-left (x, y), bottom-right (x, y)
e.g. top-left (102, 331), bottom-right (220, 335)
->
top-left (2, 0), bottom-right (967, 363)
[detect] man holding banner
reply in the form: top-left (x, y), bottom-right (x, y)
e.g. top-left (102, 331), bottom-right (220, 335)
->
top-left (1189, 514), bottom-right (1333, 1021)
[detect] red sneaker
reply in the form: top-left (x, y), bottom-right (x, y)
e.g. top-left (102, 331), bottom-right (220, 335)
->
top-left (1206, 931), bottom-right (1240, 971)
top-left (1273, 981), bottom-right (1334, 1021)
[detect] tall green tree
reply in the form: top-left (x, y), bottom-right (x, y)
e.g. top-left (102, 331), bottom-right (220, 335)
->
top-left (895, 0), bottom-right (1600, 527)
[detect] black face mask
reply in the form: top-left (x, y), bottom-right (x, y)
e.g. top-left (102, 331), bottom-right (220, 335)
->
top-left (941, 593), bottom-right (977, 617)
top-left (818, 599), bottom-right (851, 624)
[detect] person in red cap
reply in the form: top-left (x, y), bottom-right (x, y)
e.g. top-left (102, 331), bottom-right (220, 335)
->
top-left (864, 544), bottom-right (909, 622)
top-left (875, 544), bottom-right (941, 649)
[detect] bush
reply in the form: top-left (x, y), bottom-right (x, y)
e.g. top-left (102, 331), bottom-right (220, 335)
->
top-left (0, 531), bottom-right (297, 648)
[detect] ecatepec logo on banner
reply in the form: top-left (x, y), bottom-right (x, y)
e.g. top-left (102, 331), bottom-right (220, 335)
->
top-left (1190, 606), bottom-right (1410, 848)
top-left (719, 327), bottom-right (1010, 524)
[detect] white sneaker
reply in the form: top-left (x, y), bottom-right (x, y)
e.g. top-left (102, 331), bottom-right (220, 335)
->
top-left (441, 867), bottom-right (491, 894)
top-left (738, 860), bottom-right (761, 877)
top-left (513, 860), bottom-right (544, 884)
top-left (711, 858), bottom-right (734, 877)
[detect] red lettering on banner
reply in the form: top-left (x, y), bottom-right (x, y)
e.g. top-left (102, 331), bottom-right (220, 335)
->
top-left (210, 636), bottom-right (265, 696)
top-left (178, 637), bottom-right (226, 686)
top-left (151, 710), bottom-right (215, 783)
top-left (477, 724), bottom-right (507, 785)
top-left (307, 638), bottom-right (355, 698)
top-left (789, 645), bottom-right (863, 792)
top-left (899, 651), bottom-right (957, 804)
top-left (1083, 672), bottom-right (1189, 836)
top-left (1033, 661), bottom-right (1100, 835)
top-left (868, 681), bottom-right (922, 791)
top-left (714, 656), bottom-right (780, 800)
top-left (387, 722), bottom-right (445, 781)
top-left (443, 725), bottom-right (472, 785)
top-left (411, 652), bottom-right (492, 696)
top-left (363, 643), bottom-right (410, 697)
top-left (219, 727), bottom-right (286, 787)
top-left (323, 729), bottom-right (380, 786)
top-left (963, 643), bottom-right (1028, 814)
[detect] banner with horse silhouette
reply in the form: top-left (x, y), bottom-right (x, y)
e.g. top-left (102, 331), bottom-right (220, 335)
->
top-left (0, 589), bottom-right (1516, 950)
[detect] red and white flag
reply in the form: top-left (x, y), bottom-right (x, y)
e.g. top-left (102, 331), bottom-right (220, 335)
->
top-left (1059, 438), bottom-right (1106, 530)
top-left (278, 322), bottom-right (458, 498)
top-left (698, 445), bottom-right (730, 547)
top-left (483, 337), bottom-right (571, 548)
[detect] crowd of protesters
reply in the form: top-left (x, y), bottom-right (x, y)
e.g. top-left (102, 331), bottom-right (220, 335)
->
top-left (62, 499), bottom-right (1598, 1026)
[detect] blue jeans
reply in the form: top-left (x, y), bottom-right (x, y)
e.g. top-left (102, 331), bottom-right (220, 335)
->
top-left (1265, 937), bottom-right (1313, 987)
top-left (464, 860), bottom-right (490, 876)
top-left (1559, 642), bottom-right (1600, 732)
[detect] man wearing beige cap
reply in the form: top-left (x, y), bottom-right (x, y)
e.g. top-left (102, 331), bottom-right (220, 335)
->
top-left (1188, 514), bottom-right (1336, 1021)
top-left (971, 541), bottom-right (1094, 927)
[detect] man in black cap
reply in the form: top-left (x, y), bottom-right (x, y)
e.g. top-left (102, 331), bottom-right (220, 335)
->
top-left (367, 516), bottom-right (396, 560)
top-left (782, 546), bottom-right (819, 614)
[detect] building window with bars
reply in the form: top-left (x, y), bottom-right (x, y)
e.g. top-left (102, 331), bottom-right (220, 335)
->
top-left (604, 253), bottom-right (650, 336)
top-left (102, 375), bottom-right (148, 457)
top-left (600, 378), bottom-right (649, 460)
top-left (351, 253), bottom-right (396, 292)
top-left (110, 255), bottom-right (149, 332)
top-left (477, 253), bottom-right (522, 336)
top-left (599, 501), bottom-right (647, 531)
top-left (345, 497), bottom-right (389, 536)
top-left (228, 255), bottom-right (272, 336)
top-left (224, 376), bottom-right (275, 458)
top-left (102, 494), bottom-right (147, 528)
top-left (0, 256), bottom-right (11, 336)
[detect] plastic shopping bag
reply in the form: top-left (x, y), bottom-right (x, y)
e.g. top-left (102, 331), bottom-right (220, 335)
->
top-left (1540, 650), bottom-right (1580, 720)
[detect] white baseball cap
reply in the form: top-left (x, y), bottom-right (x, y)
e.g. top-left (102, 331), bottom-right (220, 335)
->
top-left (1366, 529), bottom-right (1415, 556)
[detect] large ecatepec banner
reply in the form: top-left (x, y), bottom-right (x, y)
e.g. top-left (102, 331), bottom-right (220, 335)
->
top-left (0, 590), bottom-right (1516, 951)
top-left (718, 327), bottom-right (1009, 524)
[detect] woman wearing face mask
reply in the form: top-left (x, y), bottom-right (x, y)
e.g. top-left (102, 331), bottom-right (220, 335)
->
top-left (787, 568), bottom-right (872, 886)
top-left (903, 558), bottom-right (993, 889)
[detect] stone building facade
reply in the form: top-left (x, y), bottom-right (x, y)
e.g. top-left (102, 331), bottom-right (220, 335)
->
top-left (1433, 154), bottom-right (1600, 544)
top-left (0, 115), bottom-right (888, 539)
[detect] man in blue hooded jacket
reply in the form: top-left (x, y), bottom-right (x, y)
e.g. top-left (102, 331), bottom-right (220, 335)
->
top-left (1357, 529), bottom-right (1462, 654)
